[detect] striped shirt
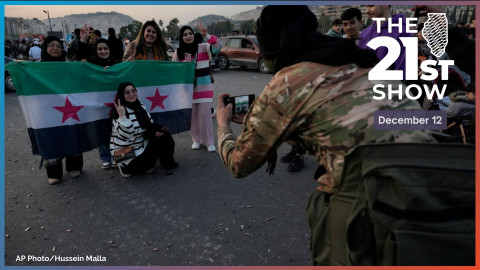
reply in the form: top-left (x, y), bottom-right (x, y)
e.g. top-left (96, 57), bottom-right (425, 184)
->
top-left (110, 105), bottom-right (152, 165)
top-left (173, 34), bottom-right (222, 103)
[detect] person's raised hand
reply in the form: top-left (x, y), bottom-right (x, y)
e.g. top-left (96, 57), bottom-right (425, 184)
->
top-left (196, 21), bottom-right (208, 38)
top-left (80, 24), bottom-right (89, 43)
top-left (127, 48), bottom-right (136, 62)
top-left (113, 98), bottom-right (126, 118)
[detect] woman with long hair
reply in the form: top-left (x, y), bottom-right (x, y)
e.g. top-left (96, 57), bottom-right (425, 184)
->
top-left (110, 82), bottom-right (178, 177)
top-left (173, 22), bottom-right (222, 152)
top-left (122, 20), bottom-right (168, 61)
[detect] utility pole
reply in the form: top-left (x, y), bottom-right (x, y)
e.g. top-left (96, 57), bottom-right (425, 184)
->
top-left (43, 10), bottom-right (52, 32)
top-left (61, 20), bottom-right (66, 40)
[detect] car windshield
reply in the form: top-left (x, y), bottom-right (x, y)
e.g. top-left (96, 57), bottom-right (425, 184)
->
top-left (170, 41), bottom-right (179, 49)
top-left (250, 36), bottom-right (259, 46)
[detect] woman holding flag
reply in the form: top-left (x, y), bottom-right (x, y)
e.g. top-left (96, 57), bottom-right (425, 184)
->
top-left (41, 36), bottom-right (84, 185)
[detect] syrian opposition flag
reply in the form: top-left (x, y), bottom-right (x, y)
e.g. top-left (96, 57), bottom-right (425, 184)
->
top-left (6, 60), bottom-right (195, 159)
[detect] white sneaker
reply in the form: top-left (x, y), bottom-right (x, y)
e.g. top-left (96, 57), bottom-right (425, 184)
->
top-left (207, 145), bottom-right (216, 152)
top-left (102, 161), bottom-right (111, 169)
top-left (192, 141), bottom-right (200, 150)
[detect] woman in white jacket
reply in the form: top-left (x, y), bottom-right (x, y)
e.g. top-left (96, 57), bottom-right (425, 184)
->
top-left (110, 82), bottom-right (178, 177)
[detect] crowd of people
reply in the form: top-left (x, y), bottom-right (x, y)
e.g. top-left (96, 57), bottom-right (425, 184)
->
top-left (8, 20), bottom-right (222, 184)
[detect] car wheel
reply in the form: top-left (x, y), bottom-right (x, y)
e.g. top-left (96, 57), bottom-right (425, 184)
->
top-left (258, 58), bottom-right (271, 74)
top-left (218, 55), bottom-right (230, 70)
top-left (5, 72), bottom-right (15, 93)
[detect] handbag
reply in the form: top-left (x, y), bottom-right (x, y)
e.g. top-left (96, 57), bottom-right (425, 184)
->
top-left (113, 146), bottom-right (136, 163)
top-left (113, 133), bottom-right (138, 163)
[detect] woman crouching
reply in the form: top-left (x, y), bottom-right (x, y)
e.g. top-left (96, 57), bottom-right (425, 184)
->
top-left (110, 82), bottom-right (178, 177)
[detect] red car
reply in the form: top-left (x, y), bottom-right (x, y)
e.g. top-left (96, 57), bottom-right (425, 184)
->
top-left (217, 35), bottom-right (270, 74)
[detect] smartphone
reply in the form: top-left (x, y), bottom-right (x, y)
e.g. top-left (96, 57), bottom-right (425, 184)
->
top-left (223, 94), bottom-right (256, 115)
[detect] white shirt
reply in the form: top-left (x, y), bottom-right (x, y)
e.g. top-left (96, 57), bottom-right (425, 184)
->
top-left (29, 46), bottom-right (42, 60)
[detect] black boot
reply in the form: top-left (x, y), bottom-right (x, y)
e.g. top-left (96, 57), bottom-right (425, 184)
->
top-left (281, 148), bottom-right (296, 163)
top-left (288, 155), bottom-right (305, 172)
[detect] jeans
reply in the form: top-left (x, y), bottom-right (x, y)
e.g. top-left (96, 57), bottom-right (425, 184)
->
top-left (98, 145), bottom-right (111, 163)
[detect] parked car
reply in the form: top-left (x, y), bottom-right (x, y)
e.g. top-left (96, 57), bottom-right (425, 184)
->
top-left (166, 40), bottom-right (179, 60)
top-left (217, 35), bottom-right (270, 74)
top-left (5, 56), bottom-right (15, 93)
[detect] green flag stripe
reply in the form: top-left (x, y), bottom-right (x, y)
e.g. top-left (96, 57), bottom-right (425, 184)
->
top-left (6, 61), bottom-right (195, 96)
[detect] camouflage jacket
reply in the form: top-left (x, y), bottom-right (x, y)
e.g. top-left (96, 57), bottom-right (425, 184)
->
top-left (218, 62), bottom-right (434, 193)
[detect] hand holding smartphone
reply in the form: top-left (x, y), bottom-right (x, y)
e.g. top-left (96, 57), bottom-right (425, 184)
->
top-left (223, 94), bottom-right (255, 115)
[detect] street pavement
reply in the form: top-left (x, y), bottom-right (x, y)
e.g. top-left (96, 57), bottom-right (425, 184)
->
top-left (4, 67), bottom-right (318, 266)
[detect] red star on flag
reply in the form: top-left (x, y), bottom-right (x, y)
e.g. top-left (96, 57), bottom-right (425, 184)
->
top-left (145, 88), bottom-right (169, 111)
top-left (104, 102), bottom-right (115, 116)
top-left (53, 96), bottom-right (85, 123)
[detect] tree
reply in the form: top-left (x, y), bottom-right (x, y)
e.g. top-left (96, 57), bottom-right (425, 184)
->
top-left (207, 20), bottom-right (235, 36)
top-left (240, 19), bottom-right (256, 34)
top-left (317, 13), bottom-right (331, 34)
top-left (119, 20), bottom-right (143, 41)
top-left (166, 18), bottom-right (180, 39)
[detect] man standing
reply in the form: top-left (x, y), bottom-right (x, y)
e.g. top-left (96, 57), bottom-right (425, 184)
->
top-left (28, 40), bottom-right (42, 61)
top-left (341, 7), bottom-right (362, 40)
top-left (67, 28), bottom-right (81, 61)
top-left (107, 27), bottom-right (124, 62)
top-left (326, 19), bottom-right (343, 37)
top-left (357, 5), bottom-right (412, 74)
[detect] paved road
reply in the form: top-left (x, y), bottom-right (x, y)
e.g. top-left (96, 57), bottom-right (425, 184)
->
top-left (4, 67), bottom-right (318, 266)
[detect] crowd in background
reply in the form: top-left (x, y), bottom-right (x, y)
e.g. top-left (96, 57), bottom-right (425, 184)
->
top-left (5, 5), bottom-right (476, 181)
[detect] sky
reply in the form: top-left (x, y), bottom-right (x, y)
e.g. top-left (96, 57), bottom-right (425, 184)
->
top-left (5, 5), bottom-right (260, 25)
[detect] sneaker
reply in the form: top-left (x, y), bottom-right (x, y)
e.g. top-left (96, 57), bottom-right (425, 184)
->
top-left (280, 148), bottom-right (296, 163)
top-left (102, 161), bottom-right (111, 169)
top-left (211, 109), bottom-right (217, 118)
top-left (207, 145), bottom-right (216, 152)
top-left (118, 166), bottom-right (131, 178)
top-left (68, 170), bottom-right (81, 178)
top-left (288, 156), bottom-right (305, 172)
top-left (48, 178), bottom-right (60, 185)
top-left (192, 141), bottom-right (201, 150)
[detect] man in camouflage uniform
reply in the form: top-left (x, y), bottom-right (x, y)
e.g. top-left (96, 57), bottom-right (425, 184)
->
top-left (216, 6), bottom-right (435, 265)
top-left (217, 62), bottom-right (433, 193)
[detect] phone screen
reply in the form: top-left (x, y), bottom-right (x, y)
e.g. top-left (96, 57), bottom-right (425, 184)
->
top-left (233, 96), bottom-right (250, 114)
top-left (224, 94), bottom-right (255, 115)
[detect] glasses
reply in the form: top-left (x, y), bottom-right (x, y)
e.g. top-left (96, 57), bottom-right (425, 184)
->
top-left (124, 89), bottom-right (137, 95)
top-left (90, 34), bottom-right (96, 38)
top-left (47, 43), bottom-right (62, 49)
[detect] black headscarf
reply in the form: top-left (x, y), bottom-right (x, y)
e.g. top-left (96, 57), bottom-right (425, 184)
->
top-left (91, 38), bottom-right (118, 67)
top-left (256, 5), bottom-right (378, 73)
top-left (41, 36), bottom-right (66, 62)
top-left (111, 82), bottom-right (152, 131)
top-left (176, 26), bottom-right (203, 61)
